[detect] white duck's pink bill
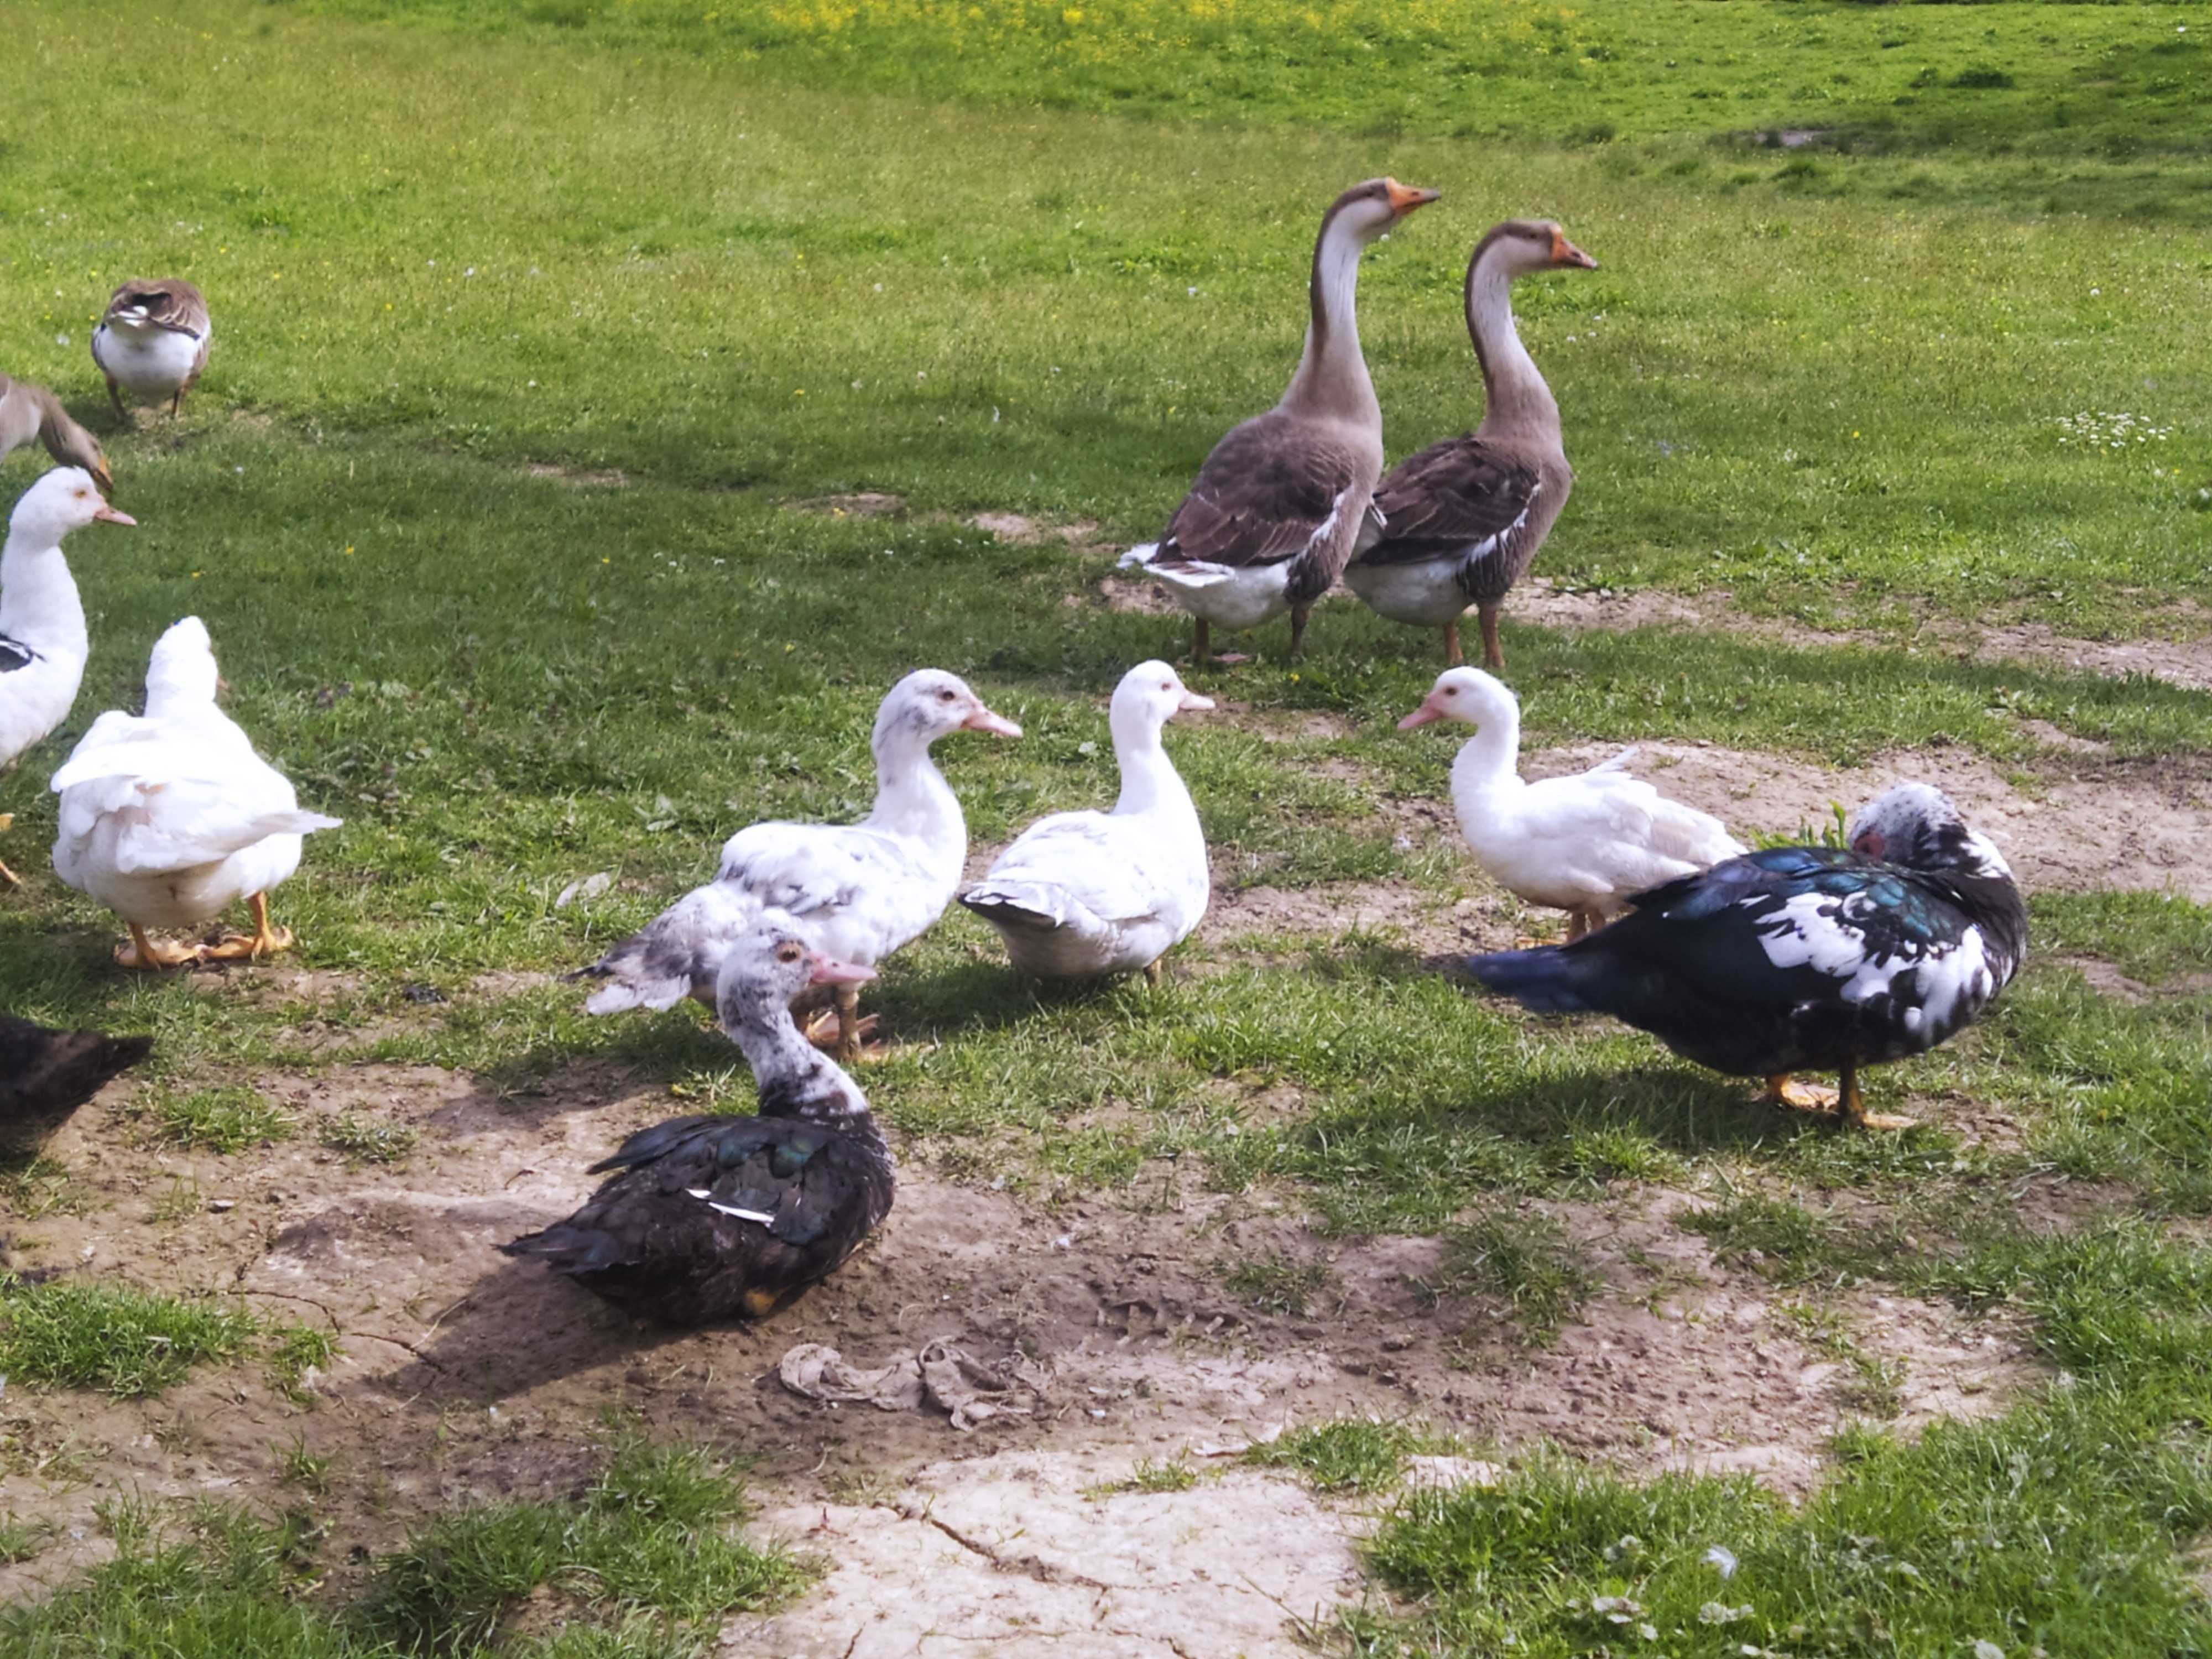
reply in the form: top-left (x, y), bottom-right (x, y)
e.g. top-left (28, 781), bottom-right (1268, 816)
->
top-left (1398, 701), bottom-right (1446, 730)
top-left (808, 954), bottom-right (878, 987)
top-left (961, 706), bottom-right (1023, 738)
top-left (1177, 691), bottom-right (1215, 712)
top-left (92, 505), bottom-right (137, 526)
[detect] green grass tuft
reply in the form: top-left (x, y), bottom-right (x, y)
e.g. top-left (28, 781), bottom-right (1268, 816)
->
top-left (143, 1087), bottom-right (296, 1155)
top-left (0, 1276), bottom-right (262, 1398)
top-left (320, 1113), bottom-right (421, 1165)
top-left (1244, 1418), bottom-right (1440, 1495)
top-left (359, 1428), bottom-right (806, 1653)
top-left (1407, 1206), bottom-right (1599, 1347)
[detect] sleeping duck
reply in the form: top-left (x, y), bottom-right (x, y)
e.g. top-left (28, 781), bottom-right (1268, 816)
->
top-left (1455, 783), bottom-right (2026, 1130)
top-left (1401, 667), bottom-right (1742, 941)
top-left (1, 1016), bottom-right (152, 1152)
top-left (507, 923), bottom-right (893, 1326)
top-left (1, 468), bottom-right (135, 884)
top-left (960, 660), bottom-right (1213, 980)
top-left (572, 669), bottom-right (1020, 1059)
top-left (50, 617), bottom-right (342, 968)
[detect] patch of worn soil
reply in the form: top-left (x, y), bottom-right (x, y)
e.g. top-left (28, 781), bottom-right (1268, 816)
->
top-left (1512, 579), bottom-right (2212, 695)
top-left (724, 1454), bottom-right (1363, 1658)
top-left (525, 463), bottom-right (629, 488)
top-left (1537, 740), bottom-right (2212, 902)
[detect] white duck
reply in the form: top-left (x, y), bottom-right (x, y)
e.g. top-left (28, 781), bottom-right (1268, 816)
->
top-left (960, 661), bottom-right (1213, 980)
top-left (574, 669), bottom-right (1021, 1058)
top-left (1, 468), bottom-right (135, 884)
top-left (50, 617), bottom-right (342, 968)
top-left (1400, 667), bottom-right (1743, 940)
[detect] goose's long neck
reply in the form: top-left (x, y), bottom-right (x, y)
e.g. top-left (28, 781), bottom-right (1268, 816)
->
top-left (0, 530), bottom-right (86, 656)
top-left (0, 383), bottom-right (37, 456)
top-left (1465, 248), bottom-right (1558, 440)
top-left (1109, 713), bottom-right (1198, 832)
top-left (864, 734), bottom-right (966, 872)
top-left (727, 998), bottom-right (877, 1132)
top-left (1282, 210), bottom-right (1380, 427)
top-left (1449, 705), bottom-right (1525, 805)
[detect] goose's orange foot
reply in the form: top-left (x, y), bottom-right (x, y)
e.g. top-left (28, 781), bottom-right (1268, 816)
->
top-left (1762, 1074), bottom-right (1840, 1114)
top-left (200, 925), bottom-right (295, 963)
top-left (116, 926), bottom-right (202, 970)
top-left (199, 894), bottom-right (293, 962)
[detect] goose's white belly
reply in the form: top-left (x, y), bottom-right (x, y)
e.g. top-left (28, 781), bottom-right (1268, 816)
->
top-left (1143, 561), bottom-right (1295, 631)
top-left (999, 905), bottom-right (1198, 978)
top-left (1345, 556), bottom-right (1472, 628)
top-left (0, 653), bottom-right (86, 768)
top-left (93, 325), bottom-right (202, 398)
top-left (60, 831), bottom-right (303, 928)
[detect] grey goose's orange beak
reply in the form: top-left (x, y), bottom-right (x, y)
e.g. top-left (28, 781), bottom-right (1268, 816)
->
top-left (1550, 227), bottom-right (1598, 270)
top-left (1385, 179), bottom-right (1442, 217)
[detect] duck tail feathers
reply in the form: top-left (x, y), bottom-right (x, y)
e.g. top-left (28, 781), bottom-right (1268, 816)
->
top-left (1454, 945), bottom-right (1600, 1015)
top-left (1117, 542), bottom-right (1160, 571)
top-left (501, 1223), bottom-right (630, 1276)
top-left (959, 880), bottom-right (1072, 932)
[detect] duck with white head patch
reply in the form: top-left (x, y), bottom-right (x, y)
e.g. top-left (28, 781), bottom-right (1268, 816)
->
top-left (961, 660), bottom-right (1214, 980)
top-left (92, 279), bottom-right (212, 418)
top-left (1119, 178), bottom-right (1440, 666)
top-left (1348, 220), bottom-right (1596, 670)
top-left (1401, 666), bottom-right (1741, 943)
top-left (571, 669), bottom-right (1021, 1058)
top-left (1453, 783), bottom-right (2026, 1131)
top-left (507, 923), bottom-right (894, 1326)
top-left (0, 468), bottom-right (135, 884)
top-left (50, 617), bottom-right (342, 968)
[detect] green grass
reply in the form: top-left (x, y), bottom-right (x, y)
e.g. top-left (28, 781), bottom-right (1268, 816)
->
top-left (143, 1085), bottom-right (296, 1154)
top-left (320, 1113), bottom-right (422, 1164)
top-left (291, 0), bottom-right (2212, 226)
top-left (0, 1433), bottom-right (803, 1659)
top-left (0, 1276), bottom-right (263, 1397)
top-left (1244, 1417), bottom-right (1444, 1495)
top-left (1420, 1206), bottom-right (1599, 1345)
top-left (360, 1430), bottom-right (806, 1654)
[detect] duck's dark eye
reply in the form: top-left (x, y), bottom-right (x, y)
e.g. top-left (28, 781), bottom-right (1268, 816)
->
top-left (776, 944), bottom-right (801, 963)
top-left (938, 689), bottom-right (956, 702)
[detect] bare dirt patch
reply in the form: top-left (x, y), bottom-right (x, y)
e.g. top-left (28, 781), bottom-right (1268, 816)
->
top-left (1204, 878), bottom-right (1527, 959)
top-left (725, 1454), bottom-right (1364, 1658)
top-left (968, 510), bottom-right (1102, 546)
top-left (1512, 578), bottom-right (2212, 695)
top-left (525, 463), bottom-right (629, 488)
top-left (790, 491), bottom-right (907, 518)
top-left (1539, 740), bottom-right (2212, 901)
